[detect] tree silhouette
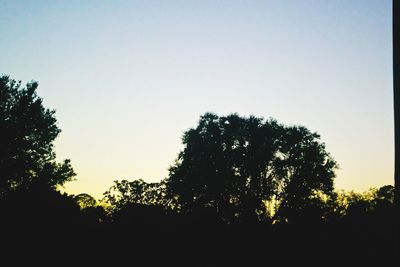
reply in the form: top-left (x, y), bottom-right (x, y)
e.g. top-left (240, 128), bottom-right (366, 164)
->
top-left (0, 75), bottom-right (75, 196)
top-left (272, 125), bottom-right (337, 223)
top-left (103, 179), bottom-right (172, 226)
top-left (166, 113), bottom-right (337, 223)
top-left (73, 193), bottom-right (108, 224)
top-left (103, 179), bottom-right (168, 209)
top-left (74, 193), bottom-right (97, 209)
top-left (338, 186), bottom-right (395, 218)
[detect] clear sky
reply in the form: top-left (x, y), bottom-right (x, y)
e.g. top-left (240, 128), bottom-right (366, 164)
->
top-left (0, 0), bottom-right (393, 199)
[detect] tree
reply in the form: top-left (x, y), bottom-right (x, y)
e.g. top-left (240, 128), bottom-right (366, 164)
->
top-left (272, 125), bottom-right (337, 223)
top-left (73, 193), bottom-right (109, 224)
top-left (166, 113), bottom-right (337, 223)
top-left (0, 75), bottom-right (75, 196)
top-left (331, 185), bottom-right (394, 224)
top-left (103, 179), bottom-right (168, 210)
top-left (103, 179), bottom-right (171, 225)
top-left (74, 193), bottom-right (97, 209)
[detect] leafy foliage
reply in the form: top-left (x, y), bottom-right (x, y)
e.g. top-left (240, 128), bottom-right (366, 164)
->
top-left (0, 75), bottom-right (75, 196)
top-left (74, 193), bottom-right (97, 209)
top-left (0, 75), bottom-right (394, 265)
top-left (334, 185), bottom-right (395, 218)
top-left (166, 113), bottom-right (337, 223)
top-left (103, 179), bottom-right (169, 210)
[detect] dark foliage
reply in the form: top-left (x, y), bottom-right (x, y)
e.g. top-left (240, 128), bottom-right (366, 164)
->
top-left (166, 113), bottom-right (337, 224)
top-left (0, 75), bottom-right (75, 196)
top-left (0, 75), bottom-right (395, 266)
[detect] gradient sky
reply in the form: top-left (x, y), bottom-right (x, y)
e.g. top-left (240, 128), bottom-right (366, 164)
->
top-left (0, 0), bottom-right (393, 199)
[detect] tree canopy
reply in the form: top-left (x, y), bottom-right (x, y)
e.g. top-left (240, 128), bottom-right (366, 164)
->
top-left (103, 179), bottom-right (168, 210)
top-left (166, 113), bottom-right (337, 223)
top-left (0, 75), bottom-right (75, 196)
top-left (0, 75), bottom-right (394, 265)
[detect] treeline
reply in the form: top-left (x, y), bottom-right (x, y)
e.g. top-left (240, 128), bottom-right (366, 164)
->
top-left (0, 75), bottom-right (395, 265)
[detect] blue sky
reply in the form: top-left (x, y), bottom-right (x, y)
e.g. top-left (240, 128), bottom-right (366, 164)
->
top-left (0, 0), bottom-right (393, 198)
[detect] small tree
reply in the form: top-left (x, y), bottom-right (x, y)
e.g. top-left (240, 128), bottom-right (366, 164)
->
top-left (103, 179), bottom-right (168, 210)
top-left (103, 179), bottom-right (171, 225)
top-left (74, 193), bottom-right (97, 209)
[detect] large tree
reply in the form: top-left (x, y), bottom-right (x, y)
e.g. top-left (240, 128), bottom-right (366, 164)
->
top-left (0, 75), bottom-right (75, 196)
top-left (166, 113), bottom-right (337, 223)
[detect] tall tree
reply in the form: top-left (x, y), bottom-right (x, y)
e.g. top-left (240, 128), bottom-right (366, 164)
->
top-left (166, 113), bottom-right (337, 223)
top-left (0, 75), bottom-right (75, 196)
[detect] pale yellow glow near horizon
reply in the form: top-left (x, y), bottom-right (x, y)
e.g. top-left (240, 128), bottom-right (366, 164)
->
top-left (57, 109), bottom-right (394, 200)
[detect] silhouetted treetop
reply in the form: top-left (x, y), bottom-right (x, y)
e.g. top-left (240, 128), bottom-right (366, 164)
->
top-left (74, 193), bottom-right (97, 209)
top-left (334, 185), bottom-right (395, 219)
top-left (166, 112), bottom-right (337, 223)
top-left (0, 75), bottom-right (75, 196)
top-left (103, 179), bottom-right (168, 210)
top-left (0, 74), bottom-right (394, 265)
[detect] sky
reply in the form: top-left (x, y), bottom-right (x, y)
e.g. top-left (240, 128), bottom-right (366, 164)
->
top-left (0, 0), bottom-right (393, 199)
